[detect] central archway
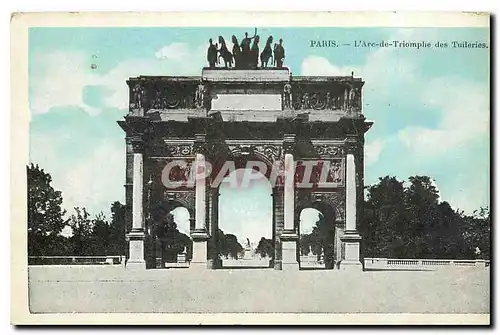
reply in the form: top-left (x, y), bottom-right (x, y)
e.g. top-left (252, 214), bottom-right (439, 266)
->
top-left (217, 167), bottom-right (273, 268)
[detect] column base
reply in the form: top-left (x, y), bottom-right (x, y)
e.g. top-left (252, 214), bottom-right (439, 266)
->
top-left (281, 234), bottom-right (299, 271)
top-left (190, 232), bottom-right (209, 270)
top-left (340, 231), bottom-right (363, 271)
top-left (189, 261), bottom-right (210, 270)
top-left (126, 229), bottom-right (146, 271)
top-left (339, 260), bottom-right (363, 271)
top-left (206, 258), bottom-right (223, 269)
top-left (126, 259), bottom-right (146, 271)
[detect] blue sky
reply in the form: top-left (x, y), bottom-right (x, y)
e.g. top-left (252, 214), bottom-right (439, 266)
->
top-left (29, 27), bottom-right (490, 242)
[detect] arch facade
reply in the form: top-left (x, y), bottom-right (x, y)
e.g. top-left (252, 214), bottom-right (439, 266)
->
top-left (118, 67), bottom-right (372, 271)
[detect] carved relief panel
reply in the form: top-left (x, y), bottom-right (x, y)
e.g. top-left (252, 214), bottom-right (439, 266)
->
top-left (290, 81), bottom-right (362, 114)
top-left (294, 158), bottom-right (345, 188)
top-left (128, 79), bottom-right (203, 114)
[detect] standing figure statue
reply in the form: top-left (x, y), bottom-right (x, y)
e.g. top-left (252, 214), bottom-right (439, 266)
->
top-left (217, 36), bottom-right (233, 68)
top-left (325, 92), bottom-right (333, 110)
top-left (328, 161), bottom-right (342, 183)
top-left (343, 84), bottom-right (351, 111)
top-left (345, 84), bottom-right (359, 113)
top-left (260, 35), bottom-right (274, 68)
top-left (250, 35), bottom-right (260, 69)
top-left (195, 81), bottom-right (205, 109)
top-left (240, 28), bottom-right (257, 68)
top-left (206, 38), bottom-right (218, 68)
top-left (231, 35), bottom-right (242, 69)
top-left (301, 93), bottom-right (310, 109)
top-left (131, 84), bottom-right (144, 110)
top-left (273, 38), bottom-right (285, 68)
top-left (349, 87), bottom-right (359, 112)
top-left (283, 82), bottom-right (292, 109)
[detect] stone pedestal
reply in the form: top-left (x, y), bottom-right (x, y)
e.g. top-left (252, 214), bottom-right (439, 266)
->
top-left (339, 231), bottom-right (362, 271)
top-left (126, 229), bottom-right (146, 270)
top-left (281, 233), bottom-right (299, 271)
top-left (190, 232), bottom-right (209, 269)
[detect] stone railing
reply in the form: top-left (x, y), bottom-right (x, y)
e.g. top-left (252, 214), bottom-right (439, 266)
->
top-left (155, 252), bottom-right (190, 268)
top-left (364, 258), bottom-right (490, 270)
top-left (28, 255), bottom-right (126, 267)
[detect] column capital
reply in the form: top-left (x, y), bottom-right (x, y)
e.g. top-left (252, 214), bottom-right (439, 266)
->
top-left (345, 136), bottom-right (360, 155)
top-left (193, 133), bottom-right (208, 155)
top-left (126, 228), bottom-right (145, 240)
top-left (191, 230), bottom-right (209, 241)
top-left (128, 135), bottom-right (145, 153)
top-left (283, 133), bottom-right (296, 154)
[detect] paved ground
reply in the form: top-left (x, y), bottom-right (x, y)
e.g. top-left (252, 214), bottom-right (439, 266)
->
top-left (28, 266), bottom-right (490, 314)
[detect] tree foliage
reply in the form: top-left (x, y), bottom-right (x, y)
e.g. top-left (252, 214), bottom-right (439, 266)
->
top-left (255, 237), bottom-right (274, 258)
top-left (299, 212), bottom-right (335, 267)
top-left (155, 213), bottom-right (192, 262)
top-left (359, 175), bottom-right (491, 260)
top-left (212, 229), bottom-right (244, 259)
top-left (27, 164), bottom-right (68, 255)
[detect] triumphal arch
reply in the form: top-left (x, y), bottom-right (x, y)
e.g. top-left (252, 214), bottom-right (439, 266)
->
top-left (118, 35), bottom-right (372, 271)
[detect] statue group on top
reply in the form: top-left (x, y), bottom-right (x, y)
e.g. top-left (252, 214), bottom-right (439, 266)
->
top-left (207, 29), bottom-right (286, 70)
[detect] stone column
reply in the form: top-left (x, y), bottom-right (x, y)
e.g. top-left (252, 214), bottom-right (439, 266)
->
top-left (126, 137), bottom-right (146, 270)
top-left (190, 135), bottom-right (210, 269)
top-left (272, 188), bottom-right (283, 270)
top-left (207, 189), bottom-right (221, 269)
top-left (340, 153), bottom-right (362, 271)
top-left (281, 134), bottom-right (299, 271)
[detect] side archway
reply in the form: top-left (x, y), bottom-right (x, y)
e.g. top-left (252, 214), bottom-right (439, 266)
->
top-left (149, 199), bottom-right (194, 268)
top-left (296, 198), bottom-right (338, 269)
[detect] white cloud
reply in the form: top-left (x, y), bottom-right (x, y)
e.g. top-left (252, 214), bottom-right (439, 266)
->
top-left (398, 77), bottom-right (489, 156)
top-left (155, 43), bottom-right (190, 60)
top-left (301, 55), bottom-right (357, 76)
top-left (58, 142), bottom-right (125, 216)
top-left (364, 139), bottom-right (385, 166)
top-left (29, 50), bottom-right (100, 115)
top-left (30, 43), bottom-right (206, 115)
top-left (444, 172), bottom-right (489, 214)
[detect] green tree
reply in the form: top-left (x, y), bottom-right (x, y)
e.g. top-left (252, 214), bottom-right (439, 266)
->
top-left (107, 201), bottom-right (127, 256)
top-left (360, 175), bottom-right (490, 260)
top-left (214, 229), bottom-right (244, 259)
top-left (255, 237), bottom-right (274, 257)
top-left (403, 176), bottom-right (440, 258)
top-left (461, 207), bottom-right (490, 259)
top-left (27, 163), bottom-right (69, 255)
top-left (68, 207), bottom-right (94, 256)
top-left (298, 212), bottom-right (335, 267)
top-left (359, 176), bottom-right (406, 258)
top-left (89, 212), bottom-right (111, 255)
top-left (224, 234), bottom-right (244, 259)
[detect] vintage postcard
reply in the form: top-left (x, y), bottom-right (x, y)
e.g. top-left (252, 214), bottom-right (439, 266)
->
top-left (11, 12), bottom-right (490, 325)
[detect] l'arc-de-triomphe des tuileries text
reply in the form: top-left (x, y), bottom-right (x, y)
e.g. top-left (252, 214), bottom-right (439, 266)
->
top-left (118, 33), bottom-right (373, 271)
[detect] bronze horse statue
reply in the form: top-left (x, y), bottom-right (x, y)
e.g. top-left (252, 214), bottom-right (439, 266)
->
top-left (217, 36), bottom-right (233, 68)
top-left (260, 35), bottom-right (274, 68)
